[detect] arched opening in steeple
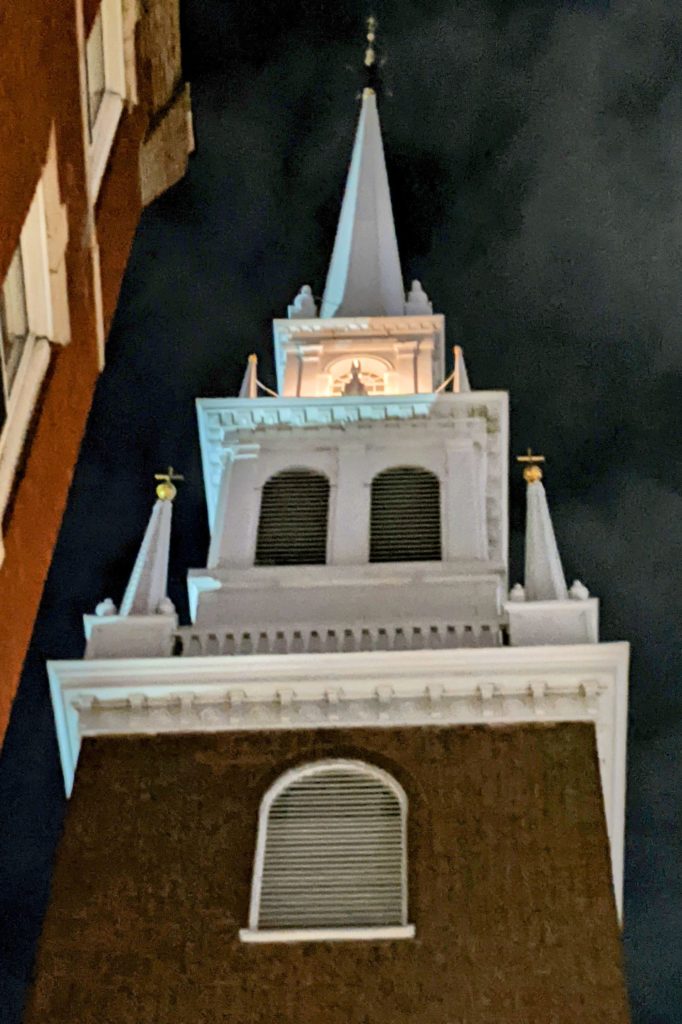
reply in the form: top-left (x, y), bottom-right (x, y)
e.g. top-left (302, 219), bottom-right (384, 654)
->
top-left (326, 355), bottom-right (390, 396)
top-left (369, 466), bottom-right (441, 563)
top-left (255, 468), bottom-right (330, 566)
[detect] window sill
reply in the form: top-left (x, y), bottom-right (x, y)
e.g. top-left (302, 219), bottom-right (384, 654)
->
top-left (239, 925), bottom-right (415, 944)
top-left (89, 91), bottom-right (124, 201)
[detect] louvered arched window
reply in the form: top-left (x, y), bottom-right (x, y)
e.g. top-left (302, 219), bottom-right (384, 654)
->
top-left (240, 760), bottom-right (414, 942)
top-left (370, 466), bottom-right (442, 562)
top-left (255, 468), bottom-right (330, 566)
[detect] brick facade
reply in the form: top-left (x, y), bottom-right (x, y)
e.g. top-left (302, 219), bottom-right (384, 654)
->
top-left (25, 723), bottom-right (630, 1022)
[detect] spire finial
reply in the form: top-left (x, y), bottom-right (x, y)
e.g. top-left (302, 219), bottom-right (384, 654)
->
top-left (365, 16), bottom-right (377, 65)
top-left (362, 15), bottom-right (380, 94)
top-left (154, 466), bottom-right (184, 501)
top-left (517, 448), bottom-right (545, 484)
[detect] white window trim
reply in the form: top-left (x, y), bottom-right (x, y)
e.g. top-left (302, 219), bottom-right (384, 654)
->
top-left (242, 758), bottom-right (413, 943)
top-left (0, 129), bottom-right (71, 560)
top-left (0, 180), bottom-right (57, 537)
top-left (87, 0), bottom-right (126, 200)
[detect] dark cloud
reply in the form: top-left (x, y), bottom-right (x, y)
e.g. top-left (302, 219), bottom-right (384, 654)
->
top-left (0, 1), bottom-right (680, 1020)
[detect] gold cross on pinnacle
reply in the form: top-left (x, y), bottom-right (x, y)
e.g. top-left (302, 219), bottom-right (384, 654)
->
top-left (516, 448), bottom-right (545, 484)
top-left (154, 466), bottom-right (184, 501)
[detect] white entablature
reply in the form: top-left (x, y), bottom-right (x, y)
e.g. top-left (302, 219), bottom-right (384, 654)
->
top-left (272, 313), bottom-right (445, 398)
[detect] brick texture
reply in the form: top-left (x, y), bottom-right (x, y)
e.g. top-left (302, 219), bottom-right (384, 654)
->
top-left (24, 723), bottom-right (630, 1023)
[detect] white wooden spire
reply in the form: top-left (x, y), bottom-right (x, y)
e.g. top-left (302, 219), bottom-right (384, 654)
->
top-left (518, 452), bottom-right (568, 601)
top-left (320, 88), bottom-right (404, 319)
top-left (119, 470), bottom-right (181, 616)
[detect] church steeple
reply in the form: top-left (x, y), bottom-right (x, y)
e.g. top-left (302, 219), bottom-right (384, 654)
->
top-left (320, 20), bottom-right (405, 319)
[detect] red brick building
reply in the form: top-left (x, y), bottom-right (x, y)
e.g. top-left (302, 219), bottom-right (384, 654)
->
top-left (0, 0), bottom-right (192, 740)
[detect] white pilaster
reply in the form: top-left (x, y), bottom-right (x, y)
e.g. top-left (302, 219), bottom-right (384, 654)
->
top-left (445, 440), bottom-right (488, 560)
top-left (328, 445), bottom-right (370, 564)
top-left (209, 446), bottom-right (261, 567)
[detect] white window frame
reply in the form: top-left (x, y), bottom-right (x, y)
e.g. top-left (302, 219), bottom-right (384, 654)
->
top-left (0, 137), bottom-right (71, 562)
top-left (86, 0), bottom-right (126, 200)
top-left (239, 759), bottom-right (415, 943)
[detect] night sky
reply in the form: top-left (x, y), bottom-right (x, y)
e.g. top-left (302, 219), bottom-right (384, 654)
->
top-left (1, 0), bottom-right (681, 1020)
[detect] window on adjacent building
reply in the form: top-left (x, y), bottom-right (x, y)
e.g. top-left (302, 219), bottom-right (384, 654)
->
top-left (86, 10), bottom-right (106, 130)
top-left (0, 245), bottom-right (29, 404)
top-left (0, 134), bottom-right (70, 557)
top-left (255, 468), bottom-right (330, 566)
top-left (370, 466), bottom-right (442, 562)
top-left (240, 760), bottom-right (414, 942)
top-left (84, 0), bottom-right (126, 198)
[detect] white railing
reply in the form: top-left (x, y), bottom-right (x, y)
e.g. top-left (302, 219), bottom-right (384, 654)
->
top-left (171, 621), bottom-right (502, 657)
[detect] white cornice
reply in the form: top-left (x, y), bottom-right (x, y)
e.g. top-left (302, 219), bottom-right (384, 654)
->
top-left (272, 314), bottom-right (445, 338)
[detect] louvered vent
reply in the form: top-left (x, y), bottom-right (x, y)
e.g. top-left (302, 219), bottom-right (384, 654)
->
top-left (370, 466), bottom-right (441, 562)
top-left (255, 469), bottom-right (330, 566)
top-left (254, 763), bottom-right (407, 930)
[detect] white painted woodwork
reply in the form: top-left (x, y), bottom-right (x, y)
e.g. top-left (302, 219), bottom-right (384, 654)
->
top-left (119, 498), bottom-right (173, 616)
top-left (87, 0), bottom-right (127, 200)
top-left (272, 315), bottom-right (445, 398)
top-left (0, 151), bottom-right (72, 555)
top-left (196, 392), bottom-right (507, 575)
top-left (239, 925), bottom-right (415, 943)
top-left (320, 90), bottom-right (404, 319)
top-left (506, 596), bottom-right (599, 646)
top-left (524, 478), bottom-right (568, 600)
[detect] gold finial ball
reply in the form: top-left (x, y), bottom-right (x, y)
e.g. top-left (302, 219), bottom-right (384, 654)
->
top-left (523, 464), bottom-right (543, 484)
top-left (156, 480), bottom-right (177, 501)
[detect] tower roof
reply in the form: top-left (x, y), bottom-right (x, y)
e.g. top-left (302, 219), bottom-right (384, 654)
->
top-left (320, 87), bottom-right (404, 318)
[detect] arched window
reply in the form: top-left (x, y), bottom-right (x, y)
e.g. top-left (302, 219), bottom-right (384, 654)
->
top-left (255, 468), bottom-right (330, 566)
top-left (240, 760), bottom-right (414, 942)
top-left (370, 466), bottom-right (441, 562)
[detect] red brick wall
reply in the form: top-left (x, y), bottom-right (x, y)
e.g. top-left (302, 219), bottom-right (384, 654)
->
top-left (25, 724), bottom-right (631, 1023)
top-left (0, 1), bottom-right (189, 740)
top-left (0, 3), bottom-right (100, 738)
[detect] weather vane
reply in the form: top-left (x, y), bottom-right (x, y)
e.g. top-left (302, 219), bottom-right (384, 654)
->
top-left (362, 15), bottom-right (381, 94)
top-left (154, 466), bottom-right (184, 501)
top-left (365, 16), bottom-right (377, 67)
top-left (516, 448), bottom-right (545, 484)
